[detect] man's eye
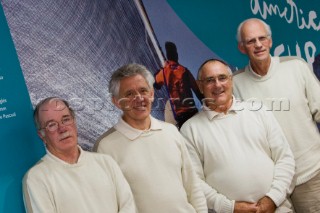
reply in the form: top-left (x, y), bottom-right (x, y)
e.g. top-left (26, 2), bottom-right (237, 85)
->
top-left (205, 78), bottom-right (215, 83)
top-left (125, 92), bottom-right (133, 97)
top-left (47, 122), bottom-right (57, 128)
top-left (140, 89), bottom-right (149, 94)
top-left (62, 117), bottom-right (71, 123)
top-left (218, 75), bottom-right (228, 81)
top-left (259, 36), bottom-right (267, 41)
top-left (247, 39), bottom-right (255, 45)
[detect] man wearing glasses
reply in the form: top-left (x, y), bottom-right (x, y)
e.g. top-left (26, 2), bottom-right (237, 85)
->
top-left (233, 18), bottom-right (320, 212)
top-left (180, 59), bottom-right (295, 212)
top-left (23, 97), bottom-right (136, 213)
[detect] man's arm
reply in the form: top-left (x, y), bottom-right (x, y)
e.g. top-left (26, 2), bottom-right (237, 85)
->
top-left (303, 60), bottom-right (320, 122)
top-left (23, 172), bottom-right (56, 213)
top-left (107, 156), bottom-right (136, 213)
top-left (260, 108), bottom-right (295, 209)
top-left (179, 134), bottom-right (208, 213)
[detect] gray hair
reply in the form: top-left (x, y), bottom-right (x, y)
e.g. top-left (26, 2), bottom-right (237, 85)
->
top-left (236, 18), bottom-right (272, 43)
top-left (109, 63), bottom-right (155, 97)
top-left (33, 97), bottom-right (75, 130)
top-left (197, 59), bottom-right (232, 80)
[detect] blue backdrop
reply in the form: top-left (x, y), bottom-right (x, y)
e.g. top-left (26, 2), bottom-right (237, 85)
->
top-left (0, 5), bottom-right (44, 213)
top-left (0, 0), bottom-right (319, 212)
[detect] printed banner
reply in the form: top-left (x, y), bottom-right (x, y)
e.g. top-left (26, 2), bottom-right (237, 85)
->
top-left (0, 4), bottom-right (44, 213)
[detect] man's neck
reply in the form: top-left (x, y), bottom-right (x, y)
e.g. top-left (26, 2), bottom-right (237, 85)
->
top-left (124, 116), bottom-right (151, 131)
top-left (250, 57), bottom-right (271, 76)
top-left (207, 98), bottom-right (233, 114)
top-left (49, 146), bottom-right (80, 164)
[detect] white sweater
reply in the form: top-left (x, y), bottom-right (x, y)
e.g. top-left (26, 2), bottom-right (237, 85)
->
top-left (94, 116), bottom-right (207, 213)
top-left (180, 99), bottom-right (295, 213)
top-left (233, 56), bottom-right (320, 185)
top-left (23, 147), bottom-right (135, 213)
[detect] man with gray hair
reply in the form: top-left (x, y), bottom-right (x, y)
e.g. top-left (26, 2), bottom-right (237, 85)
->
top-left (23, 97), bottom-right (136, 213)
top-left (233, 18), bottom-right (320, 212)
top-left (181, 59), bottom-right (295, 213)
top-left (93, 63), bottom-right (207, 213)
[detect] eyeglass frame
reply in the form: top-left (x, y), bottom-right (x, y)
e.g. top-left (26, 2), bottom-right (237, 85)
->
top-left (241, 34), bottom-right (271, 46)
top-left (198, 74), bottom-right (232, 86)
top-left (39, 115), bottom-right (75, 132)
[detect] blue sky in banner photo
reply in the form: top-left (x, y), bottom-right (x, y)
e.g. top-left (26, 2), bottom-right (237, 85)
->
top-left (141, 0), bottom-right (223, 77)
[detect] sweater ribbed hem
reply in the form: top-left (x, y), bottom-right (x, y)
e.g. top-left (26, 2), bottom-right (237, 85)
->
top-left (296, 170), bottom-right (320, 185)
top-left (218, 200), bottom-right (234, 213)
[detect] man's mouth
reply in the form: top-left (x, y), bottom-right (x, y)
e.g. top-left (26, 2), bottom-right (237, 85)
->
top-left (133, 102), bottom-right (147, 110)
top-left (213, 90), bottom-right (224, 96)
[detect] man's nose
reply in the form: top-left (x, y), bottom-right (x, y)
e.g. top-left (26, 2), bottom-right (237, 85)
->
top-left (254, 39), bottom-right (263, 47)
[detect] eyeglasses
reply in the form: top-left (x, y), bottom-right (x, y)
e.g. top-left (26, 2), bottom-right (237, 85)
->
top-left (199, 74), bottom-right (231, 85)
top-left (40, 115), bottom-right (74, 132)
top-left (242, 35), bottom-right (270, 46)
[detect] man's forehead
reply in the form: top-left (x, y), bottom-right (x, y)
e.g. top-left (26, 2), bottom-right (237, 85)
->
top-left (40, 99), bottom-right (68, 112)
top-left (203, 63), bottom-right (228, 75)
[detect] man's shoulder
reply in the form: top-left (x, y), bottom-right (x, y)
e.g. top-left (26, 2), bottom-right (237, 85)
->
top-left (85, 150), bottom-right (116, 165)
top-left (181, 110), bottom-right (205, 129)
top-left (279, 56), bottom-right (306, 64)
top-left (24, 157), bottom-right (49, 180)
top-left (232, 68), bottom-right (248, 82)
top-left (233, 68), bottom-right (246, 76)
top-left (92, 126), bottom-right (118, 151)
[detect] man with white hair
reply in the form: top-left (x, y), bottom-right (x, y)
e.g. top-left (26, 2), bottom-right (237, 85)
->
top-left (233, 18), bottom-right (320, 212)
top-left (23, 97), bottom-right (136, 213)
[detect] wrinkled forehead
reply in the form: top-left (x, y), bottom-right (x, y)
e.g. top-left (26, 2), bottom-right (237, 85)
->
top-left (38, 99), bottom-right (69, 118)
top-left (201, 61), bottom-right (229, 77)
top-left (242, 20), bottom-right (267, 38)
top-left (120, 74), bottom-right (151, 90)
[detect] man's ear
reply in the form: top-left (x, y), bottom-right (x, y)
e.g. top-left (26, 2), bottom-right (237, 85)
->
top-left (196, 80), bottom-right (203, 94)
top-left (37, 130), bottom-right (47, 145)
top-left (238, 42), bottom-right (246, 54)
top-left (269, 37), bottom-right (273, 49)
top-left (112, 96), bottom-right (122, 109)
top-left (149, 89), bottom-right (155, 102)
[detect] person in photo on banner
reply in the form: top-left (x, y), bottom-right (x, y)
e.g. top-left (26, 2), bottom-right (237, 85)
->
top-left (23, 97), bottom-right (136, 213)
top-left (233, 18), bottom-right (320, 212)
top-left (180, 59), bottom-right (295, 213)
top-left (154, 41), bottom-right (203, 129)
top-left (93, 63), bottom-right (207, 213)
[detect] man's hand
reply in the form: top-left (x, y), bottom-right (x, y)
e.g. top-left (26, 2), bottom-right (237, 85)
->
top-left (234, 201), bottom-right (258, 213)
top-left (256, 196), bottom-right (276, 213)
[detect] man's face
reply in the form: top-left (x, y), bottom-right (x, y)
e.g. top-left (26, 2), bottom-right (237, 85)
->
top-left (38, 99), bottom-right (78, 156)
top-left (238, 20), bottom-right (272, 63)
top-left (198, 61), bottom-right (233, 112)
top-left (113, 74), bottom-right (154, 127)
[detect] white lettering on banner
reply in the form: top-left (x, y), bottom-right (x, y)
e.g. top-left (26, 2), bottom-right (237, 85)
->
top-left (0, 76), bottom-right (3, 80)
top-left (274, 41), bottom-right (316, 66)
top-left (251, 0), bottom-right (320, 31)
top-left (0, 98), bottom-right (7, 105)
top-left (2, 112), bottom-right (16, 119)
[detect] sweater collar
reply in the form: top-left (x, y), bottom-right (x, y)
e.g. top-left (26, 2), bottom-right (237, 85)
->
top-left (203, 96), bottom-right (239, 120)
top-left (114, 116), bottom-right (163, 140)
top-left (247, 55), bottom-right (279, 80)
top-left (45, 145), bottom-right (84, 167)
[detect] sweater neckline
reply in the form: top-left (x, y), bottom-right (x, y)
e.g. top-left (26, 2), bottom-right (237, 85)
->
top-left (45, 146), bottom-right (84, 167)
top-left (247, 56), bottom-right (279, 81)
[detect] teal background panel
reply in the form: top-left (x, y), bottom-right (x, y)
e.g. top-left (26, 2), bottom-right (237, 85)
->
top-left (0, 4), bottom-right (45, 213)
